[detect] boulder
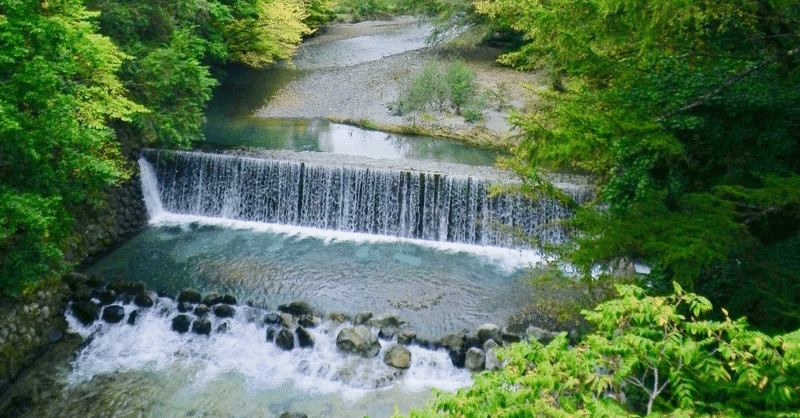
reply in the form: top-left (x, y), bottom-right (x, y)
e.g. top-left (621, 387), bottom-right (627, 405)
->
top-left (172, 314), bottom-right (191, 333)
top-left (266, 327), bottom-right (276, 342)
top-left (133, 292), bottom-right (155, 308)
top-left (279, 413), bottom-right (308, 418)
top-left (383, 344), bottom-right (412, 369)
top-left (279, 313), bottom-right (297, 329)
top-left (101, 305), bottom-right (125, 323)
top-left (275, 327), bottom-right (295, 351)
top-left (353, 311), bottom-right (373, 325)
top-left (298, 314), bottom-right (319, 328)
top-left (194, 304), bottom-right (211, 316)
top-left (484, 340), bottom-right (502, 371)
top-left (327, 312), bottom-right (350, 323)
top-left (221, 294), bottom-right (237, 305)
top-left (526, 325), bottom-right (558, 345)
top-left (177, 301), bottom-right (193, 313)
top-left (476, 324), bottom-right (502, 345)
top-left (397, 330), bottom-right (417, 345)
top-left (177, 288), bottom-right (201, 304)
top-left (71, 300), bottom-right (98, 325)
top-left (378, 326), bottom-right (397, 340)
top-left (130, 281), bottom-right (148, 295)
top-left (465, 347), bottom-right (485, 372)
top-left (97, 289), bottom-right (117, 306)
top-left (71, 286), bottom-right (92, 303)
top-left (217, 322), bottom-right (230, 333)
top-left (62, 272), bottom-right (90, 290)
top-left (439, 331), bottom-right (468, 368)
top-left (127, 310), bottom-right (138, 326)
top-left (502, 330), bottom-right (522, 345)
top-left (296, 326), bottom-right (314, 348)
top-left (202, 292), bottom-right (224, 306)
top-left (336, 326), bottom-right (380, 358)
top-left (369, 314), bottom-right (402, 328)
top-left (263, 312), bottom-right (281, 325)
top-left (278, 301), bottom-right (318, 317)
top-left (213, 304), bottom-right (236, 318)
top-left (439, 331), bottom-right (467, 350)
top-left (192, 317), bottom-right (212, 335)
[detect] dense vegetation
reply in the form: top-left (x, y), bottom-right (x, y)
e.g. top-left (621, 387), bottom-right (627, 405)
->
top-left (389, 60), bottom-right (486, 122)
top-left (0, 0), bottom-right (323, 295)
top-left (397, 284), bottom-right (800, 417)
top-left (4, 0), bottom-right (799, 415)
top-left (476, 0), bottom-right (799, 329)
top-left (392, 1), bottom-right (800, 417)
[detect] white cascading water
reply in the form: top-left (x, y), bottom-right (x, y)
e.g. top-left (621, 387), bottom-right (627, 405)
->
top-left (58, 150), bottom-right (578, 417)
top-left (138, 157), bottom-right (164, 221)
top-left (141, 148), bottom-right (589, 247)
top-left (65, 296), bottom-right (472, 417)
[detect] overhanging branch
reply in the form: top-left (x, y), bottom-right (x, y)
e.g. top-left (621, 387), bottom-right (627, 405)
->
top-left (657, 46), bottom-right (800, 122)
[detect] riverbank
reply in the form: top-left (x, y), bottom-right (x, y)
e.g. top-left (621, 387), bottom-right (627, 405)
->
top-left (257, 17), bottom-right (547, 151)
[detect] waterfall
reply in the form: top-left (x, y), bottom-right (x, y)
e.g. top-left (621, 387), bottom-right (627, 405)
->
top-left (140, 149), bottom-right (585, 247)
top-left (138, 157), bottom-right (164, 219)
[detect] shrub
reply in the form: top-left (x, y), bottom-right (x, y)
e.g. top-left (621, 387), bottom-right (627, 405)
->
top-left (397, 283), bottom-right (800, 418)
top-left (389, 60), bottom-right (485, 122)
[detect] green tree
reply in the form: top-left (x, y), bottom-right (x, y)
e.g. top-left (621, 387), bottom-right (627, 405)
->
top-left (390, 60), bottom-right (485, 121)
top-left (87, 0), bottom-right (313, 147)
top-left (397, 283), bottom-right (800, 417)
top-left (0, 0), bottom-right (145, 294)
top-left (224, 0), bottom-right (313, 68)
top-left (400, 0), bottom-right (481, 42)
top-left (475, 0), bottom-right (800, 325)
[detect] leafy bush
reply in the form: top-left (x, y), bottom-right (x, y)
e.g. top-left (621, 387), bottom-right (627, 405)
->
top-left (397, 283), bottom-right (800, 418)
top-left (0, 0), bottom-right (144, 295)
top-left (1, 0), bottom-right (314, 294)
top-left (303, 0), bottom-right (336, 29)
top-left (389, 60), bottom-right (485, 122)
top-left (474, 0), bottom-right (800, 321)
top-left (333, 0), bottom-right (399, 20)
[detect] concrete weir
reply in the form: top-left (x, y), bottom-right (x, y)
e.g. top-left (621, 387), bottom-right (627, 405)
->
top-left (141, 148), bottom-right (588, 247)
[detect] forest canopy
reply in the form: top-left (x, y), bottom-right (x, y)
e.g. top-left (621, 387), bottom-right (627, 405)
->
top-left (0, 0), bottom-right (319, 295)
top-left (471, 0), bottom-right (800, 329)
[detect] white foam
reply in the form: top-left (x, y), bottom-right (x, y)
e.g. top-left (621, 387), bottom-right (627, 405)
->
top-left (66, 300), bottom-right (472, 402)
top-left (147, 212), bottom-right (547, 271)
top-left (138, 157), bottom-right (164, 220)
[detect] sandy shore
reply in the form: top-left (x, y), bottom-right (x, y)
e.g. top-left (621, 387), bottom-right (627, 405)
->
top-left (256, 17), bottom-right (547, 150)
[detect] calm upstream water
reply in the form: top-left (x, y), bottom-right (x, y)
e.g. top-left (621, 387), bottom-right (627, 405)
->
top-left (8, 20), bottom-right (561, 418)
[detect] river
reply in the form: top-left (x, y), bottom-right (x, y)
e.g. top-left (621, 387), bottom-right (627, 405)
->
top-left (3, 18), bottom-right (561, 418)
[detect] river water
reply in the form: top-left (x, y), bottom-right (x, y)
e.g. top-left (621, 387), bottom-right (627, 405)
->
top-left (5, 19), bottom-right (554, 418)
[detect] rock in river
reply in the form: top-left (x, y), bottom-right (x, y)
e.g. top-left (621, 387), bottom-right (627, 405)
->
top-left (101, 305), bottom-right (125, 324)
top-left (172, 314), bottom-right (191, 334)
top-left (336, 326), bottom-right (380, 358)
top-left (383, 344), bottom-right (411, 369)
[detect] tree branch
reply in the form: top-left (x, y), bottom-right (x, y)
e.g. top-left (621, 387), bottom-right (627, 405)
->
top-left (657, 46), bottom-right (800, 121)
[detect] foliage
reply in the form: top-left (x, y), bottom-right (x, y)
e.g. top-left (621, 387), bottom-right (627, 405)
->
top-left (1, 0), bottom-right (313, 294)
top-left (125, 29), bottom-right (218, 148)
top-left (397, 284), bottom-right (800, 418)
top-left (474, 0), bottom-right (800, 324)
top-left (224, 0), bottom-right (313, 67)
top-left (87, 0), bottom-right (312, 147)
top-left (400, 0), bottom-right (482, 42)
top-left (390, 60), bottom-right (485, 122)
top-left (303, 0), bottom-right (336, 29)
top-left (332, 0), bottom-right (400, 21)
top-left (0, 0), bottom-right (144, 294)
